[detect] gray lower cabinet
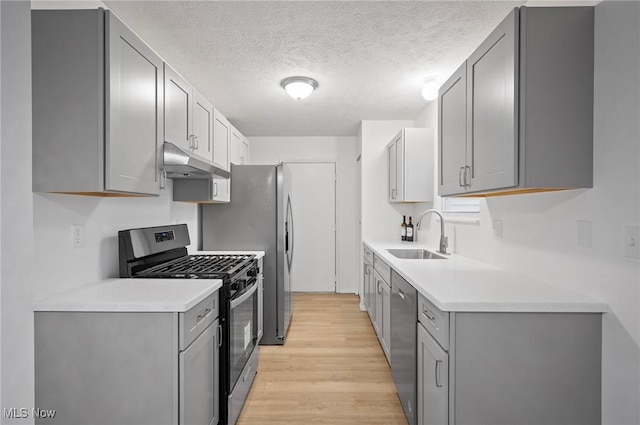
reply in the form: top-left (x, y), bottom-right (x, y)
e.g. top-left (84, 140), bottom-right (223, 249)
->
top-left (373, 268), bottom-right (384, 338)
top-left (417, 321), bottom-right (448, 425)
top-left (416, 292), bottom-right (602, 425)
top-left (35, 293), bottom-right (220, 425)
top-left (439, 6), bottom-right (594, 196)
top-left (32, 9), bottom-right (163, 196)
top-left (374, 255), bottom-right (392, 362)
top-left (363, 247), bottom-right (375, 322)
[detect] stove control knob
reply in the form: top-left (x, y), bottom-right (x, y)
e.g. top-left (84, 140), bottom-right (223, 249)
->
top-left (247, 268), bottom-right (258, 277)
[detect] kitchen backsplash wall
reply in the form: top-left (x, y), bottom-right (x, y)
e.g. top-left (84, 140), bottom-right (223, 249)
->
top-left (412, 2), bottom-right (640, 423)
top-left (249, 136), bottom-right (357, 294)
top-left (33, 181), bottom-right (199, 300)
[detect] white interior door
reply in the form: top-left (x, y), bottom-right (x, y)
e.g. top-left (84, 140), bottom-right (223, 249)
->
top-left (288, 162), bottom-right (336, 292)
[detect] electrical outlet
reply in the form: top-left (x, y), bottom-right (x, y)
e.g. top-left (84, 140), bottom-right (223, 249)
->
top-left (492, 220), bottom-right (503, 239)
top-left (577, 220), bottom-right (591, 248)
top-left (624, 225), bottom-right (640, 259)
top-left (72, 224), bottom-right (84, 248)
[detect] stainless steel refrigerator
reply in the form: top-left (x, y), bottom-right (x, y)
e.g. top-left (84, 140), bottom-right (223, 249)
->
top-left (200, 164), bottom-right (294, 345)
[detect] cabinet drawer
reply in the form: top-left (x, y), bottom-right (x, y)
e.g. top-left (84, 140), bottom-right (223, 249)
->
top-left (179, 292), bottom-right (218, 350)
top-left (373, 256), bottom-right (391, 284)
top-left (418, 293), bottom-right (449, 350)
top-left (363, 245), bottom-right (374, 264)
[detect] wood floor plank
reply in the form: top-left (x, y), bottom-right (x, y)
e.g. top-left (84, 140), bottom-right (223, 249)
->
top-left (236, 293), bottom-right (408, 425)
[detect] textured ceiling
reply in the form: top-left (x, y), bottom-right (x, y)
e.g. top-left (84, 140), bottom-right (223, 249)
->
top-left (103, 0), bottom-right (526, 136)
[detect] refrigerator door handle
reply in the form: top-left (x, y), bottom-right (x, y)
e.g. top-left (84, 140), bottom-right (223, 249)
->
top-left (286, 193), bottom-right (294, 271)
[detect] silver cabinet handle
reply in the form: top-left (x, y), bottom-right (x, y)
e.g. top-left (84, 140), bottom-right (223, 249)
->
top-left (398, 289), bottom-right (405, 300)
top-left (194, 136), bottom-right (199, 149)
top-left (188, 134), bottom-right (194, 149)
top-left (459, 166), bottom-right (465, 187)
top-left (422, 309), bottom-right (436, 321)
top-left (196, 308), bottom-right (211, 324)
top-left (464, 165), bottom-right (471, 188)
top-left (217, 324), bottom-right (223, 348)
top-left (213, 182), bottom-right (218, 197)
top-left (435, 359), bottom-right (443, 387)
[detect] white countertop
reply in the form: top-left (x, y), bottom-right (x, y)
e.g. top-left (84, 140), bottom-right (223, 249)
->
top-left (364, 240), bottom-right (607, 313)
top-left (34, 278), bottom-right (223, 313)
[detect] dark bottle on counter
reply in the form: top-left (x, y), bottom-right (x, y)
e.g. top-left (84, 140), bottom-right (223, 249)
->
top-left (401, 215), bottom-right (407, 241)
top-left (407, 216), bottom-right (414, 242)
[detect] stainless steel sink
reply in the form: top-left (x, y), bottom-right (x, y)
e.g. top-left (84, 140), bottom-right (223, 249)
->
top-left (386, 248), bottom-right (447, 260)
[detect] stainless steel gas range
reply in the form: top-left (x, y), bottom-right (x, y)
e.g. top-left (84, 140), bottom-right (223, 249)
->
top-left (119, 223), bottom-right (259, 425)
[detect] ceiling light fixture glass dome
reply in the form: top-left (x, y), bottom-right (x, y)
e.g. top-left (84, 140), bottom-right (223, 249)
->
top-left (281, 76), bottom-right (318, 100)
top-left (421, 79), bottom-right (440, 102)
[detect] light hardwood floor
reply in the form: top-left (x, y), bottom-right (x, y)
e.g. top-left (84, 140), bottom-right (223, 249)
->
top-left (237, 293), bottom-right (408, 425)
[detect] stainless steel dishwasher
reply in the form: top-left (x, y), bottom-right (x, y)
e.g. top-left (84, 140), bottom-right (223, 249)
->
top-left (391, 270), bottom-right (417, 425)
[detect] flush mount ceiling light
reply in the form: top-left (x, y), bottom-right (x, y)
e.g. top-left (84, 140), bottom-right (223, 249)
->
top-left (421, 79), bottom-right (440, 102)
top-left (280, 76), bottom-right (318, 100)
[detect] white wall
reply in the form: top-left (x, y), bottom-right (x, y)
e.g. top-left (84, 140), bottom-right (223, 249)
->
top-left (249, 136), bottom-right (357, 294)
top-left (1, 1), bottom-right (34, 422)
top-left (360, 120), bottom-right (416, 242)
top-left (412, 2), bottom-right (640, 423)
top-left (33, 186), bottom-right (198, 300)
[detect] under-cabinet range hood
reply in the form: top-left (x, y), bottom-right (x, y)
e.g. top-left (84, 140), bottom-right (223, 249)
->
top-left (163, 142), bottom-right (231, 179)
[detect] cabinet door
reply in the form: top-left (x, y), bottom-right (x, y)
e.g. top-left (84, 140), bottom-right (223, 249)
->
top-left (439, 62), bottom-right (467, 196)
top-left (382, 281), bottom-right (391, 362)
top-left (417, 322), bottom-right (448, 425)
top-left (180, 320), bottom-right (218, 425)
top-left (230, 126), bottom-right (242, 165)
top-left (164, 64), bottom-right (193, 153)
top-left (366, 263), bottom-right (375, 322)
top-left (192, 90), bottom-right (213, 162)
top-left (211, 177), bottom-right (231, 203)
top-left (394, 138), bottom-right (405, 201)
top-left (363, 262), bottom-right (370, 312)
top-left (466, 8), bottom-right (519, 192)
top-left (213, 109), bottom-right (230, 171)
top-left (374, 272), bottom-right (384, 339)
top-left (240, 137), bottom-right (250, 165)
top-left (388, 142), bottom-right (397, 201)
top-left (106, 13), bottom-right (162, 195)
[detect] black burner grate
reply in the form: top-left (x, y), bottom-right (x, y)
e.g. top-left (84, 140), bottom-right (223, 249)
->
top-left (136, 254), bottom-right (254, 279)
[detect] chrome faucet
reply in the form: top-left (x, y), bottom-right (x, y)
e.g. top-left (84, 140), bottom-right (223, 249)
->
top-left (416, 209), bottom-right (449, 255)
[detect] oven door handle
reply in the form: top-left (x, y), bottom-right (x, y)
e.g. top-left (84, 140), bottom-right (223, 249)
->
top-left (230, 281), bottom-right (258, 309)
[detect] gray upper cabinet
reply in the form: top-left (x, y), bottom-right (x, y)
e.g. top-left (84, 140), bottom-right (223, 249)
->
top-left (466, 9), bottom-right (518, 193)
top-left (32, 9), bottom-right (162, 196)
top-left (164, 64), bottom-right (193, 153)
top-left (388, 128), bottom-right (434, 203)
top-left (164, 65), bottom-right (214, 163)
top-left (192, 91), bottom-right (213, 161)
top-left (439, 6), bottom-right (594, 197)
top-left (439, 64), bottom-right (467, 196)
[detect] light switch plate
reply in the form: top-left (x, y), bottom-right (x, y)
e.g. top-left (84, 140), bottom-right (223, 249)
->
top-left (624, 225), bottom-right (640, 259)
top-left (492, 220), bottom-right (503, 239)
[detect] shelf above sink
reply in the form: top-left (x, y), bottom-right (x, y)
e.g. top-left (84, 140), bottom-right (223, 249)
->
top-left (386, 249), bottom-right (447, 260)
